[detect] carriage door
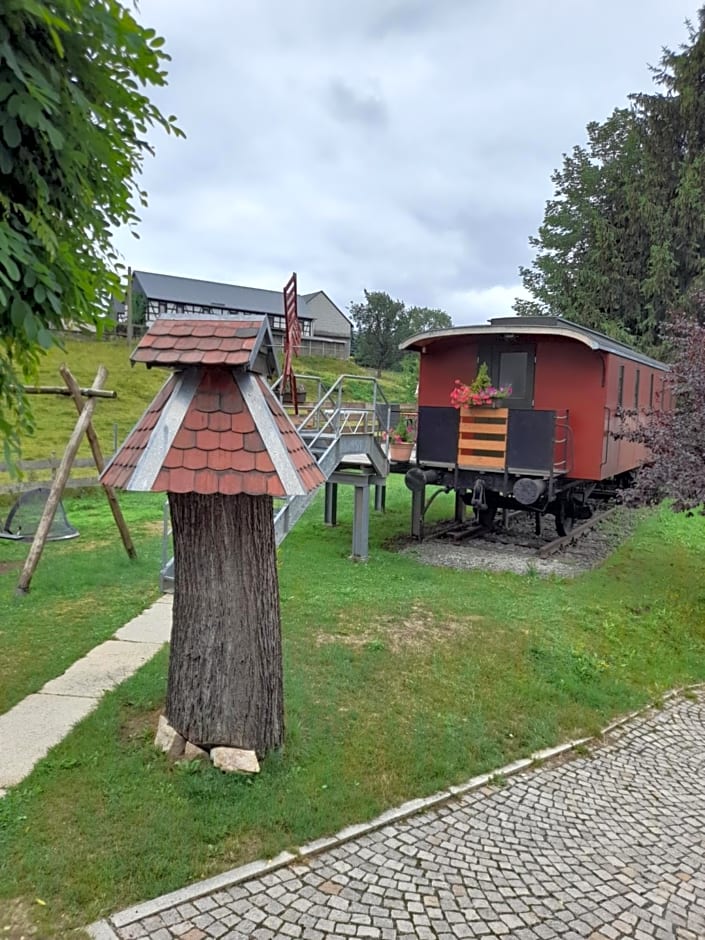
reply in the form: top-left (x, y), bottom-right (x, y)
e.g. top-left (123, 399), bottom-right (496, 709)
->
top-left (479, 344), bottom-right (535, 410)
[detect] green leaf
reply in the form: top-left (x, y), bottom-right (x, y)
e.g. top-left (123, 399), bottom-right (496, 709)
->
top-left (2, 118), bottom-right (20, 148)
top-left (0, 144), bottom-right (11, 174)
top-left (44, 121), bottom-right (64, 150)
top-left (10, 295), bottom-right (31, 328)
top-left (37, 328), bottom-right (54, 349)
top-left (1, 255), bottom-right (20, 282)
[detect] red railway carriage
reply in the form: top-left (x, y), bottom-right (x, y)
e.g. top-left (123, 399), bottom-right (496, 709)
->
top-left (400, 316), bottom-right (668, 537)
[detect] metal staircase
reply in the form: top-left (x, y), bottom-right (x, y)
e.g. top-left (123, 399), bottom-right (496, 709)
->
top-left (273, 374), bottom-right (390, 545)
top-left (161, 374), bottom-right (393, 590)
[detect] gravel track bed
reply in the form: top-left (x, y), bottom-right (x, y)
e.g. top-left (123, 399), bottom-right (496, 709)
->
top-left (402, 505), bottom-right (640, 577)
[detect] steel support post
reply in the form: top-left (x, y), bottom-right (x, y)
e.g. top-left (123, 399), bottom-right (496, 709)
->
top-left (352, 482), bottom-right (370, 560)
top-left (324, 482), bottom-right (338, 526)
top-left (374, 483), bottom-right (386, 512)
top-left (411, 487), bottom-right (424, 540)
top-left (454, 492), bottom-right (466, 523)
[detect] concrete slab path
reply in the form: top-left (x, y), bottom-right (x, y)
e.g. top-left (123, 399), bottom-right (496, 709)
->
top-left (90, 691), bottom-right (705, 940)
top-left (0, 594), bottom-right (172, 795)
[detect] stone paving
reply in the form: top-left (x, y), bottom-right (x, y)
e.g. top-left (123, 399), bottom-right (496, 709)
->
top-left (99, 692), bottom-right (705, 939)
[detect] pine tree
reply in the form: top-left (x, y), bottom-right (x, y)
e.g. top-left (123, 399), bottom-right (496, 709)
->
top-left (517, 9), bottom-right (705, 353)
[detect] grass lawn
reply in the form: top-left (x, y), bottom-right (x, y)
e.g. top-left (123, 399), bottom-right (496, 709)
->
top-left (0, 490), bottom-right (164, 714)
top-left (1, 478), bottom-right (705, 937)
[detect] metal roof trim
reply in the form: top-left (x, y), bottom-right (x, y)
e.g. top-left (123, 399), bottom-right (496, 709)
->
top-left (236, 372), bottom-right (306, 497)
top-left (127, 368), bottom-right (202, 491)
top-left (249, 317), bottom-right (280, 378)
top-left (400, 323), bottom-right (667, 370)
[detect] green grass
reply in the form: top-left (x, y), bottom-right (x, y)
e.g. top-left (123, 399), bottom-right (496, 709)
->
top-left (0, 490), bottom-right (164, 713)
top-left (1, 480), bottom-right (705, 936)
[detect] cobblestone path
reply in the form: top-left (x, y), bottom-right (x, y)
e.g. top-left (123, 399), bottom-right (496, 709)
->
top-left (108, 694), bottom-right (705, 939)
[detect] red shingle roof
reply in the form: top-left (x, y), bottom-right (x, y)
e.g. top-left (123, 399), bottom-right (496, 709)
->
top-left (101, 375), bottom-right (177, 491)
top-left (131, 317), bottom-right (267, 368)
top-left (101, 366), bottom-right (324, 498)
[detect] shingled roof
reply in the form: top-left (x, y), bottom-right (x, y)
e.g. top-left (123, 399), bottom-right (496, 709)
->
top-left (101, 316), bottom-right (323, 498)
top-left (131, 315), bottom-right (279, 375)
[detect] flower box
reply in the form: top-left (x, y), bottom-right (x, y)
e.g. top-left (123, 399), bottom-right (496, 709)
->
top-left (457, 406), bottom-right (508, 470)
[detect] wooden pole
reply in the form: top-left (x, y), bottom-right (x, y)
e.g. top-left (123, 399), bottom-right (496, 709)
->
top-left (126, 266), bottom-right (133, 343)
top-left (23, 385), bottom-right (116, 398)
top-left (60, 365), bottom-right (137, 561)
top-left (16, 366), bottom-right (107, 595)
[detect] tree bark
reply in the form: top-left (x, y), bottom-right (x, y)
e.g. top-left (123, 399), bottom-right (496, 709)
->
top-left (166, 492), bottom-right (284, 755)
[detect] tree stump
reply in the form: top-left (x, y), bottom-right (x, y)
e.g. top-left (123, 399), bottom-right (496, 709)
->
top-left (166, 492), bottom-right (283, 754)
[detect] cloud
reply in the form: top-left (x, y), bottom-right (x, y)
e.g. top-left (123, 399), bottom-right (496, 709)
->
top-left (114, 0), bottom-right (698, 324)
top-left (326, 79), bottom-right (389, 128)
top-left (442, 285), bottom-right (532, 326)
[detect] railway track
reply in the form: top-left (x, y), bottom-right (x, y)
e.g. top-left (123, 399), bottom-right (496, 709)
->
top-left (431, 504), bottom-right (621, 559)
top-left (536, 505), bottom-right (620, 557)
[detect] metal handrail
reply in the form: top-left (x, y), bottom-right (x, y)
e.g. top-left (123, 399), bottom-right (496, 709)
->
top-left (270, 372), bottom-right (329, 404)
top-left (295, 374), bottom-right (392, 451)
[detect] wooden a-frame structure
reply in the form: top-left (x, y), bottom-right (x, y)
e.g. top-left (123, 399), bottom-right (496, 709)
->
top-left (15, 364), bottom-right (135, 595)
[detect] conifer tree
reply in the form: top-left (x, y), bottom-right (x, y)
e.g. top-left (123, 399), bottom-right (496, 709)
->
top-left (517, 9), bottom-right (705, 353)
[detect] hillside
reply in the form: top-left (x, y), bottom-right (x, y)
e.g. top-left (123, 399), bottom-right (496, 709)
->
top-left (10, 335), bottom-right (414, 464)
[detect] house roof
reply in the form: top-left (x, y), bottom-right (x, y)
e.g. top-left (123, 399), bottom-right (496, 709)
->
top-left (133, 270), bottom-right (314, 321)
top-left (301, 289), bottom-right (353, 326)
top-left (400, 316), bottom-right (667, 370)
top-left (101, 367), bottom-right (324, 497)
top-left (131, 314), bottom-right (278, 374)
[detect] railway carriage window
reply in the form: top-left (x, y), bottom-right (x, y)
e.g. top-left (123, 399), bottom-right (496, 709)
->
top-left (617, 365), bottom-right (625, 406)
top-left (634, 369), bottom-right (640, 409)
top-left (498, 351), bottom-right (529, 399)
top-left (649, 373), bottom-right (654, 408)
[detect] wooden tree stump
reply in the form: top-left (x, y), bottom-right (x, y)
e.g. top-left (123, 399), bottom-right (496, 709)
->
top-left (166, 492), bottom-right (283, 754)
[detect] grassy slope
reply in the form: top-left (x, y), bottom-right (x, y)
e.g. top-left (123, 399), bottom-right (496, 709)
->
top-left (15, 336), bottom-right (166, 464)
top-left (1, 479), bottom-right (705, 936)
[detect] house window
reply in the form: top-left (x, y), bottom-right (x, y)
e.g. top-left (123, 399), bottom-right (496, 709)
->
top-left (617, 365), bottom-right (624, 407)
top-left (634, 369), bottom-right (640, 409)
top-left (268, 314), bottom-right (312, 336)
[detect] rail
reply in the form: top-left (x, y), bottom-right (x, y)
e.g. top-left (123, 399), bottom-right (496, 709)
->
top-left (270, 372), bottom-right (330, 405)
top-left (295, 374), bottom-right (393, 450)
top-left (0, 456), bottom-right (102, 494)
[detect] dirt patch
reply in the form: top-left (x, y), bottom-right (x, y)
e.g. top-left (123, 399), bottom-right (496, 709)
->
top-left (1, 898), bottom-right (40, 939)
top-left (401, 507), bottom-right (640, 578)
top-left (0, 560), bottom-right (21, 575)
top-left (138, 519), bottom-right (165, 536)
top-left (119, 704), bottom-right (163, 746)
top-left (317, 603), bottom-right (483, 652)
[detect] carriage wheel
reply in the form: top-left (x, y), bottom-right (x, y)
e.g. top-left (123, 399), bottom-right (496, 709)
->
top-left (555, 497), bottom-right (575, 537)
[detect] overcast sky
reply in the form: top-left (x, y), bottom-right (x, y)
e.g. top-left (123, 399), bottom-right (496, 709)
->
top-left (113, 0), bottom-right (700, 325)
